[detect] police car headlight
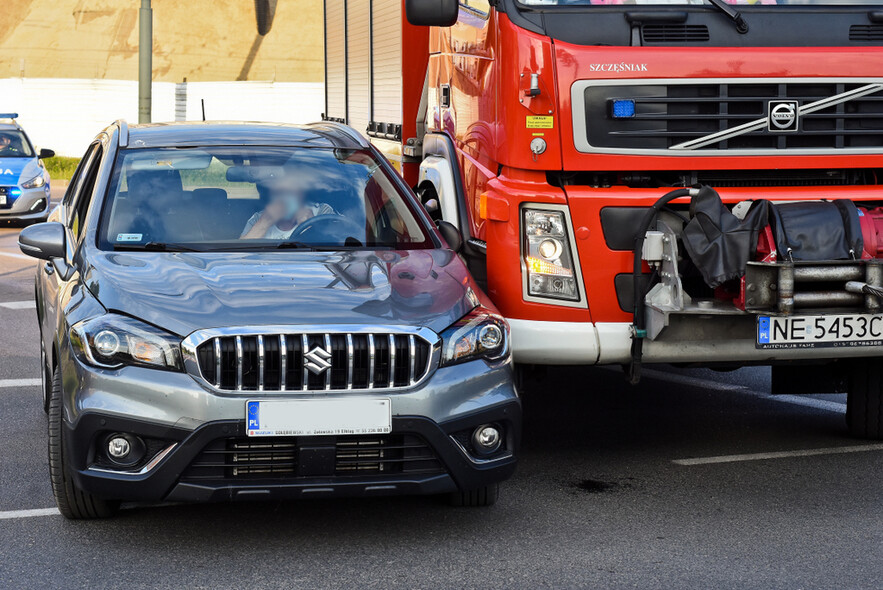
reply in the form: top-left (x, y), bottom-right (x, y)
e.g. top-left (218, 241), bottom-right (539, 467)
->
top-left (70, 314), bottom-right (184, 371)
top-left (21, 174), bottom-right (45, 189)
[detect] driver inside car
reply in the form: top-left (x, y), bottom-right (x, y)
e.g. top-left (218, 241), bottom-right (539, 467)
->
top-left (241, 174), bottom-right (336, 240)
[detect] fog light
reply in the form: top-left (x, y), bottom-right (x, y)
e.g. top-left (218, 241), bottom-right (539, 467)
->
top-left (107, 436), bottom-right (131, 460)
top-left (472, 424), bottom-right (502, 455)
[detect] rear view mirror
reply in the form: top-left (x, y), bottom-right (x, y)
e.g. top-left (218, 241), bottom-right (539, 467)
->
top-left (38, 148), bottom-right (55, 159)
top-left (18, 221), bottom-right (66, 260)
top-left (437, 220), bottom-right (462, 253)
top-left (405, 0), bottom-right (459, 26)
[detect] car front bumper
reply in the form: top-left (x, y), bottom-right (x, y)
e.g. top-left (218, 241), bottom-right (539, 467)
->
top-left (61, 352), bottom-right (521, 503)
top-left (0, 186), bottom-right (50, 220)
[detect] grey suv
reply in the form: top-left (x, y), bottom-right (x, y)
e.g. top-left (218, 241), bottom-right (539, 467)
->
top-left (19, 120), bottom-right (520, 519)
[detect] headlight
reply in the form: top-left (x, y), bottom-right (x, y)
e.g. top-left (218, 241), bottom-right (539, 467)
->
top-left (522, 208), bottom-right (579, 301)
top-left (70, 314), bottom-right (183, 371)
top-left (21, 174), bottom-right (45, 189)
top-left (439, 307), bottom-right (509, 367)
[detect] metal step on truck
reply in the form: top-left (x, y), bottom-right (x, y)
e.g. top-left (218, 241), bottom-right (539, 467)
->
top-left (322, 0), bottom-right (883, 439)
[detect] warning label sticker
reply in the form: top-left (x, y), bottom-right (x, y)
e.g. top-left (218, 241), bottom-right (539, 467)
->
top-left (526, 116), bottom-right (554, 129)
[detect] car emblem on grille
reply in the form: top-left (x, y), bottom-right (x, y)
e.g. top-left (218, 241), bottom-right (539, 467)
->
top-left (304, 345), bottom-right (332, 375)
top-left (768, 100), bottom-right (799, 132)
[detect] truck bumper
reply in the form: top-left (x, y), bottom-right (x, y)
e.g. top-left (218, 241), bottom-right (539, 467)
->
top-left (509, 316), bottom-right (883, 365)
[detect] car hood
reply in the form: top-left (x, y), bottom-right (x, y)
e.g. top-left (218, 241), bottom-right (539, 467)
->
top-left (0, 157), bottom-right (40, 185)
top-left (82, 249), bottom-right (480, 337)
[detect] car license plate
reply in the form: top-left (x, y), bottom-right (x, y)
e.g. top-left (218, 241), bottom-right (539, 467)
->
top-left (0, 195), bottom-right (6, 206)
top-left (246, 398), bottom-right (391, 437)
top-left (757, 314), bottom-right (883, 349)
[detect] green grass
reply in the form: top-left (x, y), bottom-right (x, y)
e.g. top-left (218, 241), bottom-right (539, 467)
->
top-left (43, 156), bottom-right (80, 181)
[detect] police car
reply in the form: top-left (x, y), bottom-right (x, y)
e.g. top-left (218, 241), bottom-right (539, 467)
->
top-left (0, 113), bottom-right (54, 223)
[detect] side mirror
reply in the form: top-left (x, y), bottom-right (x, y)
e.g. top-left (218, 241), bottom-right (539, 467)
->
top-left (38, 148), bottom-right (55, 159)
top-left (18, 222), bottom-right (66, 260)
top-left (405, 0), bottom-right (459, 26)
top-left (436, 220), bottom-right (462, 253)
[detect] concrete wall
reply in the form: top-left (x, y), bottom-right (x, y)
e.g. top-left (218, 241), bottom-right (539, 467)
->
top-left (1, 78), bottom-right (325, 157)
top-left (0, 0), bottom-right (324, 83)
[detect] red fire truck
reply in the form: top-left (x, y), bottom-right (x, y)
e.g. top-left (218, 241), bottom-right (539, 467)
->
top-left (323, 0), bottom-right (883, 439)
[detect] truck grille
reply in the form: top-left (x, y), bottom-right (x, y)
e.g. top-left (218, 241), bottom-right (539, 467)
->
top-left (179, 435), bottom-right (444, 481)
top-left (190, 331), bottom-right (434, 392)
top-left (579, 79), bottom-right (883, 154)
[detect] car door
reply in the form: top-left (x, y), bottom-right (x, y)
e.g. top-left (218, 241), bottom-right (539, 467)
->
top-left (39, 141), bottom-right (101, 352)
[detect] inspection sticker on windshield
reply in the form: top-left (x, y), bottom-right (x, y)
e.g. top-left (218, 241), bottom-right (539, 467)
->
top-left (757, 314), bottom-right (883, 349)
top-left (246, 398), bottom-right (391, 437)
top-left (116, 233), bottom-right (143, 242)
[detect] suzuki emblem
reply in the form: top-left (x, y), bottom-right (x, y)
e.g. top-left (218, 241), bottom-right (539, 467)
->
top-left (304, 345), bottom-right (332, 375)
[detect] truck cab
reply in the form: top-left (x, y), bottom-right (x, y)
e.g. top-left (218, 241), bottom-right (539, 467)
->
top-left (323, 0), bottom-right (883, 439)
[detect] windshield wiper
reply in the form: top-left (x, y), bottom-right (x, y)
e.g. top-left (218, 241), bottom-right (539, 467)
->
top-left (704, 0), bottom-right (749, 34)
top-left (113, 241), bottom-right (202, 252)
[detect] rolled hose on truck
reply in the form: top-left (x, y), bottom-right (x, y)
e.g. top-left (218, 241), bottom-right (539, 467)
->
top-left (628, 185), bottom-right (883, 385)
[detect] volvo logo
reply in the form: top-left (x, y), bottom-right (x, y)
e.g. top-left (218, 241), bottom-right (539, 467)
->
top-left (768, 100), bottom-right (799, 132)
top-left (304, 345), bottom-right (332, 375)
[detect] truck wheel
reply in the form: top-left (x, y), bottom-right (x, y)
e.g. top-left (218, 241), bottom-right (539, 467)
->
top-left (449, 483), bottom-right (499, 507)
top-left (846, 359), bottom-right (883, 440)
top-left (48, 367), bottom-right (119, 519)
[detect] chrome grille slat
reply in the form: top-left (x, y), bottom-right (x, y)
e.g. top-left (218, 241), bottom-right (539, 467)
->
top-left (235, 336), bottom-right (243, 391)
top-left (190, 330), bottom-right (433, 393)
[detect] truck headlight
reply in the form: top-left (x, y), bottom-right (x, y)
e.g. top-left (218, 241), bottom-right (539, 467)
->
top-left (21, 174), bottom-right (45, 189)
top-left (70, 314), bottom-right (183, 371)
top-left (522, 208), bottom-right (579, 301)
top-left (439, 307), bottom-right (509, 367)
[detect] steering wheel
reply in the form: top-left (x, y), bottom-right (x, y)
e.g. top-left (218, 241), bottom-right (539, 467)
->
top-left (288, 214), bottom-right (364, 244)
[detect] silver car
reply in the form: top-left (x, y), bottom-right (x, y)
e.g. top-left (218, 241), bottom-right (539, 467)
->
top-left (19, 120), bottom-right (520, 519)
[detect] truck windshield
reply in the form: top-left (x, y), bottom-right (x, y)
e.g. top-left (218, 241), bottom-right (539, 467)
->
top-left (98, 146), bottom-right (434, 252)
top-left (519, 1), bottom-right (878, 5)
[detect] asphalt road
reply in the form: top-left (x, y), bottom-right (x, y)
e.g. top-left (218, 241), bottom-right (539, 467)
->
top-left (0, 215), bottom-right (881, 590)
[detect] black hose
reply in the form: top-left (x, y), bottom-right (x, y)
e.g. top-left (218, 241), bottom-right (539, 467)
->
top-left (628, 187), bottom-right (696, 384)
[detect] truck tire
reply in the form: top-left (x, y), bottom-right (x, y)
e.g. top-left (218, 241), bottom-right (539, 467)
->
top-left (449, 483), bottom-right (499, 507)
top-left (48, 367), bottom-right (119, 519)
top-left (846, 359), bottom-right (883, 439)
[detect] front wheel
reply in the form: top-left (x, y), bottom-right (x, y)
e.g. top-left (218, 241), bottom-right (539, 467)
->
top-left (449, 483), bottom-right (499, 507)
top-left (846, 359), bottom-right (883, 440)
top-left (48, 367), bottom-right (119, 519)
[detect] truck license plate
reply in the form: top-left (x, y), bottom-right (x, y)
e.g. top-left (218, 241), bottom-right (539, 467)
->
top-left (246, 398), bottom-right (391, 437)
top-left (757, 314), bottom-right (883, 349)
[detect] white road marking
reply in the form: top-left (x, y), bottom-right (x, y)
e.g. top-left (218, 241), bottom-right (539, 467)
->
top-left (639, 368), bottom-right (846, 413)
top-left (0, 378), bottom-right (41, 388)
top-left (0, 507), bottom-right (59, 520)
top-left (674, 443), bottom-right (883, 466)
top-left (0, 300), bottom-right (35, 310)
top-left (0, 251), bottom-right (31, 261)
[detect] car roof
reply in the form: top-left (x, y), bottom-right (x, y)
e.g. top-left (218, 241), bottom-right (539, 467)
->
top-left (0, 122), bottom-right (22, 131)
top-left (120, 121), bottom-right (368, 150)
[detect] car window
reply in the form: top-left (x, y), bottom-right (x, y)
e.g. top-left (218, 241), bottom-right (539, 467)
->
top-left (62, 142), bottom-right (100, 209)
top-left (70, 145), bottom-right (103, 241)
top-left (97, 146), bottom-right (434, 251)
top-left (0, 129), bottom-right (35, 157)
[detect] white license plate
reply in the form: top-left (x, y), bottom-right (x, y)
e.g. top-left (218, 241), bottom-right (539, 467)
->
top-left (0, 195), bottom-right (6, 205)
top-left (757, 314), bottom-right (883, 349)
top-left (246, 398), bottom-right (391, 437)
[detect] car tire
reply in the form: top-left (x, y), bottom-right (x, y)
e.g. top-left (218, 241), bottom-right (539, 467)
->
top-left (449, 483), bottom-right (499, 507)
top-left (846, 359), bottom-right (883, 440)
top-left (48, 366), bottom-right (119, 519)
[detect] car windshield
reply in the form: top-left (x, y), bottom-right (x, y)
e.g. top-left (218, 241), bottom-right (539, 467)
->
top-left (0, 130), bottom-right (34, 157)
top-left (98, 146), bottom-right (435, 251)
top-left (519, 0), bottom-right (878, 5)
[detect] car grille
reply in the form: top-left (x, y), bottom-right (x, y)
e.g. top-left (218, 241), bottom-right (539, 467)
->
top-left (179, 435), bottom-right (445, 481)
top-left (581, 80), bottom-right (883, 153)
top-left (191, 331), bottom-right (433, 392)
